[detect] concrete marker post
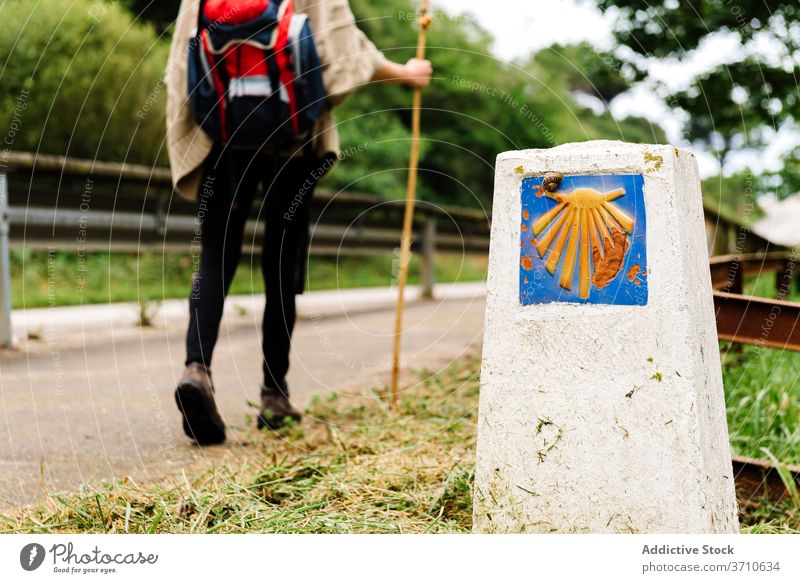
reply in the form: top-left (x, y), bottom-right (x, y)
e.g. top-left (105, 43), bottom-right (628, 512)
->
top-left (474, 141), bottom-right (739, 533)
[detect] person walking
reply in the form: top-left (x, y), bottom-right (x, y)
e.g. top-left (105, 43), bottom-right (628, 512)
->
top-left (166, 0), bottom-right (432, 445)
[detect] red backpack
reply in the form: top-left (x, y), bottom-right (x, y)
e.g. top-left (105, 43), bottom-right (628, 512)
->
top-left (187, 0), bottom-right (326, 147)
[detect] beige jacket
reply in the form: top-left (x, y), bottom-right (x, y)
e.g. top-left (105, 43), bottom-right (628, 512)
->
top-left (166, 0), bottom-right (386, 201)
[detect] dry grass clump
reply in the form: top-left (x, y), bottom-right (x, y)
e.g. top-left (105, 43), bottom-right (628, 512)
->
top-left (0, 360), bottom-right (480, 534)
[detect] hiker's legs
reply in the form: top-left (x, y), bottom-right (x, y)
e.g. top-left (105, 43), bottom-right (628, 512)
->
top-left (260, 156), bottom-right (317, 393)
top-left (185, 150), bottom-right (259, 367)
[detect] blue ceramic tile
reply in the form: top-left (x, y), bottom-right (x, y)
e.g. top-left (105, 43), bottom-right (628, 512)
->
top-left (519, 174), bottom-right (648, 306)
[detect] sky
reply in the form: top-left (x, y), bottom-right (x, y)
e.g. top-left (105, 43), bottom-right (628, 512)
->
top-left (432, 0), bottom-right (797, 179)
top-left (434, 0), bottom-right (614, 59)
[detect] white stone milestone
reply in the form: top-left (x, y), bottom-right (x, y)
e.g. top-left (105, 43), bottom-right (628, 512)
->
top-left (474, 140), bottom-right (739, 533)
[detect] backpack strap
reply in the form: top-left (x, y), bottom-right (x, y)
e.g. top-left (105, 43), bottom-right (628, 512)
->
top-left (199, 30), bottom-right (230, 143)
top-left (273, 0), bottom-right (300, 135)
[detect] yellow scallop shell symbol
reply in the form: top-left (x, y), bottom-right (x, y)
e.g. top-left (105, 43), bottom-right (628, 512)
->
top-left (531, 186), bottom-right (635, 299)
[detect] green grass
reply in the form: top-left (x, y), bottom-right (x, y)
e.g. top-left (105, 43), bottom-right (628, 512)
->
top-left (743, 269), bottom-right (800, 302)
top-left (10, 250), bottom-right (487, 309)
top-left (722, 344), bottom-right (800, 465)
top-left (740, 501), bottom-right (800, 534)
top-left (722, 342), bottom-right (800, 533)
top-left (0, 348), bottom-right (797, 534)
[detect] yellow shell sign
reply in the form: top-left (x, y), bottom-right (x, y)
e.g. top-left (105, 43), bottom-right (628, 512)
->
top-left (520, 174), bottom-right (648, 306)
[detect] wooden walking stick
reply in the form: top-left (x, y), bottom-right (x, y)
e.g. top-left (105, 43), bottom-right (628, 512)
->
top-left (390, 1), bottom-right (433, 412)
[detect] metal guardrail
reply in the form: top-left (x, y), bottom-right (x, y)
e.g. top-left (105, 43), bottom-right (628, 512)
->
top-left (0, 152), bottom-right (491, 347)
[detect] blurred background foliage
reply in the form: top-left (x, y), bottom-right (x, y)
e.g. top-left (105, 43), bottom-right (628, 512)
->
top-left (594, 0), bottom-right (800, 205)
top-left (3, 0), bottom-right (797, 211)
top-left (0, 0), bottom-right (665, 209)
top-left (0, 0), bottom-right (168, 168)
top-left (594, 0), bottom-right (799, 156)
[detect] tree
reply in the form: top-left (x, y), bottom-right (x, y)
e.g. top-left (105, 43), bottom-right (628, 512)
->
top-left (0, 0), bottom-right (168, 166)
top-left (534, 43), bottom-right (633, 103)
top-left (595, 0), bottom-right (800, 193)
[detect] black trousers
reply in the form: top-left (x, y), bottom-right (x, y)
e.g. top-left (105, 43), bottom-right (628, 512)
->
top-left (185, 147), bottom-right (318, 394)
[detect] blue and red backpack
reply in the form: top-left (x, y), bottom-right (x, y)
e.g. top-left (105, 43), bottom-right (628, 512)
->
top-left (187, 0), bottom-right (326, 148)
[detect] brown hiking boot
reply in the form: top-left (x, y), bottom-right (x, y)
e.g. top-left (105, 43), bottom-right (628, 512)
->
top-left (257, 383), bottom-right (302, 431)
top-left (175, 363), bottom-right (226, 445)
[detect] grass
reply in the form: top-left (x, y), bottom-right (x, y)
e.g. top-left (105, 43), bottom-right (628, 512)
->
top-left (722, 344), bottom-right (800, 465)
top-left (10, 250), bottom-right (488, 309)
top-left (721, 339), bottom-right (800, 533)
top-left (0, 346), bottom-right (798, 534)
top-left (740, 501), bottom-right (800, 534)
top-left (742, 266), bottom-right (800, 303)
top-left (0, 360), bottom-right (480, 534)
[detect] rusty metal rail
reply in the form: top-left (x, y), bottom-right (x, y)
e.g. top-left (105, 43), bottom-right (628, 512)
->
top-left (714, 292), bottom-right (800, 351)
top-left (710, 252), bottom-right (800, 351)
top-left (733, 455), bottom-right (800, 505)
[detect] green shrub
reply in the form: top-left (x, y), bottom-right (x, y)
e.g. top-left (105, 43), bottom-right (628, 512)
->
top-left (0, 0), bottom-right (168, 166)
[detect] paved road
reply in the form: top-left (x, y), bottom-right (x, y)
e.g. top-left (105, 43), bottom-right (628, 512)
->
top-left (0, 284), bottom-right (485, 507)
